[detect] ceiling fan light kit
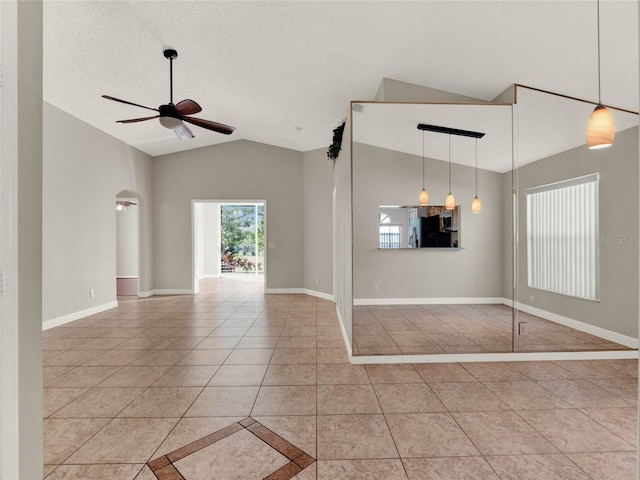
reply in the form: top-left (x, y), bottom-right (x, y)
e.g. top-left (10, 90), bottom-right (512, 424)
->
top-left (103, 49), bottom-right (235, 140)
top-left (116, 200), bottom-right (137, 211)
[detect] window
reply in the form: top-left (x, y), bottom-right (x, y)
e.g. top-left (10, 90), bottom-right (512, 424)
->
top-left (526, 173), bottom-right (599, 300)
top-left (379, 224), bottom-right (401, 249)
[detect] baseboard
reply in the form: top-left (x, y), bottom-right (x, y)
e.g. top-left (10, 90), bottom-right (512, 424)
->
top-left (264, 288), bottom-right (305, 295)
top-left (138, 290), bottom-right (154, 298)
top-left (303, 289), bottom-right (334, 302)
top-left (263, 287), bottom-right (334, 302)
top-left (151, 289), bottom-right (194, 296)
top-left (42, 301), bottom-right (118, 331)
top-left (336, 305), bottom-right (353, 359)
top-left (354, 297), bottom-right (506, 306)
top-left (350, 349), bottom-right (638, 365)
top-left (512, 300), bottom-right (639, 349)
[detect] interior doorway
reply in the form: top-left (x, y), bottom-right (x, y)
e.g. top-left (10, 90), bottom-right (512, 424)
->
top-left (192, 200), bottom-right (266, 294)
top-left (115, 196), bottom-right (139, 296)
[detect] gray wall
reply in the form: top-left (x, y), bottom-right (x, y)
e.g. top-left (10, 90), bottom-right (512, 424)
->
top-left (152, 140), bottom-right (304, 290)
top-left (303, 147), bottom-right (334, 296)
top-left (353, 142), bottom-right (505, 299)
top-left (375, 78), bottom-right (485, 103)
top-left (502, 169), bottom-right (515, 300)
top-left (516, 127), bottom-right (639, 338)
top-left (43, 103), bottom-right (154, 320)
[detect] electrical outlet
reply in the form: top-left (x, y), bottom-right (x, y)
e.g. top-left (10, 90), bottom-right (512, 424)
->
top-left (529, 295), bottom-right (535, 302)
top-left (518, 322), bottom-right (527, 335)
top-left (89, 289), bottom-right (95, 298)
top-left (372, 282), bottom-right (379, 290)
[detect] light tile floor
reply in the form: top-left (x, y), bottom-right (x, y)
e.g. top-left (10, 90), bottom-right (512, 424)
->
top-left (43, 277), bottom-right (638, 479)
top-left (353, 304), bottom-right (632, 355)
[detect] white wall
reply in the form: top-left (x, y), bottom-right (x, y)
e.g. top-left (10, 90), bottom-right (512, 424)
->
top-left (193, 202), bottom-right (220, 279)
top-left (333, 117), bottom-right (353, 349)
top-left (43, 103), bottom-right (154, 321)
top-left (303, 147), bottom-right (334, 296)
top-left (203, 203), bottom-right (220, 276)
top-left (194, 202), bottom-right (204, 282)
top-left (1, 1), bottom-right (44, 477)
top-left (353, 142), bottom-right (505, 299)
top-left (115, 201), bottom-right (139, 277)
top-left (152, 140), bottom-right (303, 291)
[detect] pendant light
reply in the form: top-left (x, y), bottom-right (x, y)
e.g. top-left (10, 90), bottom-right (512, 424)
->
top-left (471, 138), bottom-right (482, 213)
top-left (445, 134), bottom-right (455, 210)
top-left (586, 0), bottom-right (615, 149)
top-left (419, 130), bottom-right (429, 205)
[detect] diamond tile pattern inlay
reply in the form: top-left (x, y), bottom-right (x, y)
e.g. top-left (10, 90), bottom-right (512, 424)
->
top-left (148, 417), bottom-right (315, 480)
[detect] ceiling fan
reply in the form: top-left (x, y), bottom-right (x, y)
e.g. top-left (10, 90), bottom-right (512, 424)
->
top-left (115, 200), bottom-right (137, 211)
top-left (102, 49), bottom-right (235, 140)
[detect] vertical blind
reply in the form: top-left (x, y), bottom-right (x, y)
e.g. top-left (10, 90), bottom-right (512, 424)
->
top-left (379, 225), bottom-right (401, 249)
top-left (526, 173), bottom-right (599, 301)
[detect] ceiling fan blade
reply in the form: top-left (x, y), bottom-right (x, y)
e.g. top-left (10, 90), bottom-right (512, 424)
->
top-left (174, 99), bottom-right (202, 116)
top-left (182, 116), bottom-right (235, 135)
top-left (102, 95), bottom-right (159, 112)
top-left (174, 122), bottom-right (195, 140)
top-left (116, 115), bottom-right (160, 123)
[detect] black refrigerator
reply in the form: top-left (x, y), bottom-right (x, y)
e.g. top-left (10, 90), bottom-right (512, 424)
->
top-left (409, 215), bottom-right (451, 248)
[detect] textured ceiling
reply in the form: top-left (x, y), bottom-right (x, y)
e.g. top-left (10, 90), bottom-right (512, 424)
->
top-left (43, 1), bottom-right (639, 158)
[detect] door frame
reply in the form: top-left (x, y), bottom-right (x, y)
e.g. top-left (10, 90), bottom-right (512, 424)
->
top-left (192, 199), bottom-right (267, 294)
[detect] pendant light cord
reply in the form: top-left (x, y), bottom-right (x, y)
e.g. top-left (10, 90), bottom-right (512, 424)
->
top-left (475, 138), bottom-right (478, 196)
top-left (448, 134), bottom-right (452, 193)
top-left (596, 0), bottom-right (602, 104)
top-left (422, 130), bottom-right (426, 189)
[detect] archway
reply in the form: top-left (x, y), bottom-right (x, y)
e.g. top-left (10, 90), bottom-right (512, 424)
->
top-left (115, 190), bottom-right (140, 296)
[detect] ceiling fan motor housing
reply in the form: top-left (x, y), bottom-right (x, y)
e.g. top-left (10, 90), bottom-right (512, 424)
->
top-left (159, 104), bottom-right (179, 117)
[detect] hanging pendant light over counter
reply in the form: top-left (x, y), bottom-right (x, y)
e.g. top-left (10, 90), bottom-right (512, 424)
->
top-left (445, 134), bottom-right (455, 210)
top-left (419, 130), bottom-right (429, 205)
top-left (415, 124), bottom-right (485, 212)
top-left (586, 0), bottom-right (615, 149)
top-left (471, 137), bottom-right (482, 213)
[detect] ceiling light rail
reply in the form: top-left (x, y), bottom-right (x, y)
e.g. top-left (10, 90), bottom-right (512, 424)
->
top-left (417, 124), bottom-right (485, 139)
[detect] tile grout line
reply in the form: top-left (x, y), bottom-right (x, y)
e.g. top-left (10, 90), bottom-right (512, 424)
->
top-left (361, 363), bottom-right (406, 473)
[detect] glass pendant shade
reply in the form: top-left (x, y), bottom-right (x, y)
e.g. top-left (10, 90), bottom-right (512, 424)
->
top-left (586, 104), bottom-right (615, 149)
top-left (471, 195), bottom-right (482, 213)
top-left (419, 188), bottom-right (429, 205)
top-left (445, 192), bottom-right (455, 210)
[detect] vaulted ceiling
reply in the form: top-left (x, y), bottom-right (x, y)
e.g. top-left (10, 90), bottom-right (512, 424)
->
top-left (44, 1), bottom-right (638, 158)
